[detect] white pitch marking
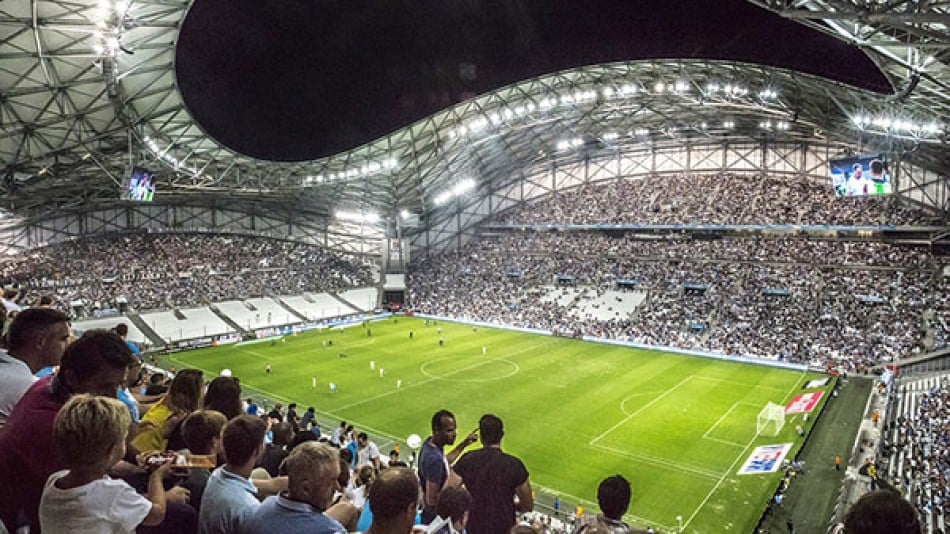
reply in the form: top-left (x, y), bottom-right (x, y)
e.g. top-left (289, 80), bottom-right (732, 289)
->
top-left (589, 376), bottom-right (693, 446)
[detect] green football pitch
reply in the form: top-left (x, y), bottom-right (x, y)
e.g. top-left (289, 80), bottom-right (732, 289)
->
top-left (165, 316), bottom-right (832, 533)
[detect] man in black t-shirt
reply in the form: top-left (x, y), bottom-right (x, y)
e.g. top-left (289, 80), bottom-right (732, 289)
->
top-left (454, 414), bottom-right (533, 534)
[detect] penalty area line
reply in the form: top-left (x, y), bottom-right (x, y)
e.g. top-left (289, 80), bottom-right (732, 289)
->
top-left (681, 372), bottom-right (808, 532)
top-left (589, 376), bottom-right (693, 446)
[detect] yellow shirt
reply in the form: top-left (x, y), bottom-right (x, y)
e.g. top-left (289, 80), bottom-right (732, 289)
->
top-left (132, 402), bottom-right (173, 452)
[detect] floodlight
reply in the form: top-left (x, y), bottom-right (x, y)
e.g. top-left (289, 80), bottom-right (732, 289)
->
top-left (556, 140), bottom-right (570, 151)
top-left (570, 137), bottom-right (583, 147)
top-left (400, 209), bottom-right (411, 220)
top-left (653, 81), bottom-right (666, 93)
top-left (93, 44), bottom-right (105, 55)
top-left (602, 87), bottom-right (614, 98)
top-left (602, 132), bottom-right (619, 141)
top-left (722, 120), bottom-right (735, 129)
top-left (634, 128), bottom-right (649, 136)
top-left (620, 84), bottom-right (637, 95)
top-left (673, 80), bottom-right (689, 93)
top-left (706, 82), bottom-right (720, 93)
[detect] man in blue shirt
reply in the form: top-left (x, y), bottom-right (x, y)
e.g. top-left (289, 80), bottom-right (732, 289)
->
top-left (418, 409), bottom-right (477, 523)
top-left (199, 415), bottom-right (267, 534)
top-left (244, 441), bottom-right (346, 534)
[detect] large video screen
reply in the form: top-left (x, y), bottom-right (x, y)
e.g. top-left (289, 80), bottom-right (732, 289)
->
top-left (123, 166), bottom-right (156, 201)
top-left (830, 154), bottom-right (891, 197)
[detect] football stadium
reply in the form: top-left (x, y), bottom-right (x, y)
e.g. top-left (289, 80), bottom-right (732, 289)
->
top-left (0, 1), bottom-right (948, 534)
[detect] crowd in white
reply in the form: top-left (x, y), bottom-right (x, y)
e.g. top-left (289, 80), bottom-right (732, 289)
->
top-left (497, 173), bottom-right (940, 226)
top-left (888, 377), bottom-right (950, 533)
top-left (411, 173), bottom-right (946, 372)
top-left (0, 233), bottom-right (377, 314)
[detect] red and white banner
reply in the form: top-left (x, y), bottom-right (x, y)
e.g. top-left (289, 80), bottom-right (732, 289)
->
top-left (785, 391), bottom-right (823, 414)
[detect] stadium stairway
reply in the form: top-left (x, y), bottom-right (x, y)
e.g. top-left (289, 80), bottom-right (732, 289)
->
top-left (331, 291), bottom-right (364, 312)
top-left (127, 312), bottom-right (168, 347)
top-left (209, 304), bottom-right (250, 336)
top-left (274, 297), bottom-right (307, 322)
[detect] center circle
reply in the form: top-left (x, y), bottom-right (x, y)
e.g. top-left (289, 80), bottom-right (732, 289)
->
top-left (420, 357), bottom-right (519, 382)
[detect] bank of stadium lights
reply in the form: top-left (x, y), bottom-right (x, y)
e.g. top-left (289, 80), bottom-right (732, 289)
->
top-left (602, 132), bottom-right (619, 142)
top-left (301, 158), bottom-right (399, 186)
top-left (758, 120), bottom-right (790, 131)
top-left (334, 210), bottom-right (380, 224)
top-left (722, 120), bottom-right (736, 129)
top-left (448, 78), bottom-right (780, 143)
top-left (555, 137), bottom-right (585, 151)
top-left (91, 0), bottom-right (131, 57)
top-left (706, 83), bottom-right (748, 98)
top-left (851, 114), bottom-right (943, 137)
top-left (433, 178), bottom-right (476, 206)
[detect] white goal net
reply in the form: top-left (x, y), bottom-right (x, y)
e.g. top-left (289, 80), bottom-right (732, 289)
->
top-left (757, 402), bottom-right (786, 437)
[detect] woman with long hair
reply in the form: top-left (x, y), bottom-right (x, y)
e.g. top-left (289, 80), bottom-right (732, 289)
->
top-left (132, 368), bottom-right (204, 452)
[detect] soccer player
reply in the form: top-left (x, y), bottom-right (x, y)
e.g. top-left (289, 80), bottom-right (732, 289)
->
top-left (370, 361), bottom-right (375, 370)
top-left (329, 382), bottom-right (337, 394)
top-left (312, 376), bottom-right (317, 389)
top-left (379, 368), bottom-right (385, 378)
top-left (396, 380), bottom-right (402, 389)
top-left (482, 346), bottom-right (487, 355)
top-left (265, 363), bottom-right (272, 374)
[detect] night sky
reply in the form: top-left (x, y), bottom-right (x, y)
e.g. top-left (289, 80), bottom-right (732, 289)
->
top-left (175, 0), bottom-right (890, 162)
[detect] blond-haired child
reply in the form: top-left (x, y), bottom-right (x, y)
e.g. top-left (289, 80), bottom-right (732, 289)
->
top-left (39, 394), bottom-right (174, 533)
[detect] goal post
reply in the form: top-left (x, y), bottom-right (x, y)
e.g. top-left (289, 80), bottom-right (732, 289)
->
top-left (757, 402), bottom-right (786, 437)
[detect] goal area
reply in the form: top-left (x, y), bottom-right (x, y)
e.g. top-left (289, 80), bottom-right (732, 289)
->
top-left (757, 402), bottom-right (786, 437)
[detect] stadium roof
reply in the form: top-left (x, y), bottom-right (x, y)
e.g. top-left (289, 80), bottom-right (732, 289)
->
top-left (0, 0), bottom-right (947, 247)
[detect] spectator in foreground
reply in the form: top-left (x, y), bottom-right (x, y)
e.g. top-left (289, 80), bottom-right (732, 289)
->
top-left (38, 395), bottom-right (179, 533)
top-left (244, 441), bottom-right (346, 534)
top-left (842, 490), bottom-right (920, 534)
top-left (198, 415), bottom-right (267, 534)
top-left (133, 368), bottom-right (205, 453)
top-left (180, 410), bottom-right (228, 516)
top-left (572, 475), bottom-right (648, 534)
top-left (419, 409), bottom-right (478, 523)
top-left (202, 376), bottom-right (243, 420)
top-left (0, 307), bottom-right (70, 429)
top-left (436, 485), bottom-right (472, 534)
top-left (0, 329), bottom-right (135, 533)
top-left (455, 414), bottom-right (533, 534)
top-left (365, 467), bottom-right (420, 534)
top-left (258, 421), bottom-right (294, 477)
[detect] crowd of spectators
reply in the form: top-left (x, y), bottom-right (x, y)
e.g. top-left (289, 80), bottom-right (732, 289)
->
top-left (409, 231), bottom-right (946, 372)
top-left (495, 173), bottom-right (941, 227)
top-left (0, 321), bottom-right (647, 534)
top-left (0, 233), bottom-right (378, 314)
top-left (884, 376), bottom-right (950, 533)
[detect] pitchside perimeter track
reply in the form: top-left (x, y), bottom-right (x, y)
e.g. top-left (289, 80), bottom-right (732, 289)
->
top-left (166, 317), bottom-right (831, 533)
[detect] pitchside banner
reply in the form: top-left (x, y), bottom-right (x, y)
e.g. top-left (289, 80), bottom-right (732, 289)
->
top-left (738, 443), bottom-right (792, 475)
top-left (804, 378), bottom-right (830, 389)
top-left (785, 391), bottom-right (824, 414)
